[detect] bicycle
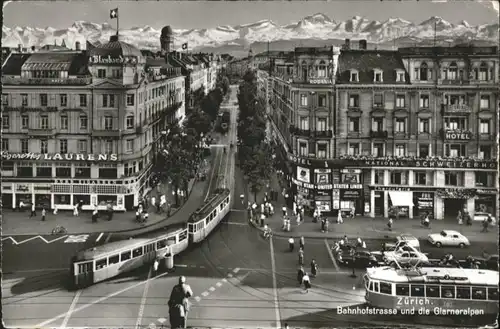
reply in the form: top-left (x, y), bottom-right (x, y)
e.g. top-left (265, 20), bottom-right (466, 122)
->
top-left (51, 226), bottom-right (68, 235)
top-left (263, 230), bottom-right (273, 240)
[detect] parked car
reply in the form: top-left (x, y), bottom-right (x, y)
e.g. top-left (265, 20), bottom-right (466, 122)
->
top-left (383, 250), bottom-right (429, 266)
top-left (336, 250), bottom-right (378, 268)
top-left (476, 254), bottom-right (499, 271)
top-left (384, 234), bottom-right (421, 251)
top-left (428, 230), bottom-right (470, 248)
top-left (473, 212), bottom-right (497, 225)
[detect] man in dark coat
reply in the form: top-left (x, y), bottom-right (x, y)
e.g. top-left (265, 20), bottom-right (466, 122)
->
top-left (297, 266), bottom-right (305, 286)
top-left (168, 276), bottom-right (193, 328)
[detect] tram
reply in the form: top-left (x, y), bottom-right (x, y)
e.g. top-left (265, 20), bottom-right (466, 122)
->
top-left (364, 266), bottom-right (499, 315)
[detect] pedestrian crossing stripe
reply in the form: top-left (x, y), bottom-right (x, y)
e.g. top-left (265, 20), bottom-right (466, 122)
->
top-left (64, 234), bottom-right (90, 243)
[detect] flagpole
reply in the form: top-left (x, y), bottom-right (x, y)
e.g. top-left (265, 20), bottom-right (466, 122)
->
top-left (116, 10), bottom-right (119, 37)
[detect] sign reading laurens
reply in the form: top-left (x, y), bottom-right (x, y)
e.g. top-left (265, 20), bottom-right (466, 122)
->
top-left (1, 151), bottom-right (118, 161)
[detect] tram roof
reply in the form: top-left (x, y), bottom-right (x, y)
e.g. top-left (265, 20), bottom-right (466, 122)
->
top-left (366, 266), bottom-right (499, 286)
top-left (188, 189), bottom-right (230, 223)
top-left (76, 238), bottom-right (152, 261)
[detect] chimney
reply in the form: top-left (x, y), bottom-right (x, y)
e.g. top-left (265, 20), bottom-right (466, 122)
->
top-left (344, 39), bottom-right (350, 50)
top-left (109, 35), bottom-right (119, 42)
top-left (75, 41), bottom-right (81, 51)
top-left (359, 39), bottom-right (367, 50)
top-left (17, 44), bottom-right (22, 52)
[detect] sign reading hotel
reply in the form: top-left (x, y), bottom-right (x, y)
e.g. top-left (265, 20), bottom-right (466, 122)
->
top-left (1, 151), bottom-right (118, 162)
top-left (444, 130), bottom-right (472, 141)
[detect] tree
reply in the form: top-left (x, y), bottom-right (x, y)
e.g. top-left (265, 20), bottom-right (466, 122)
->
top-left (201, 89), bottom-right (223, 121)
top-left (184, 107), bottom-right (212, 138)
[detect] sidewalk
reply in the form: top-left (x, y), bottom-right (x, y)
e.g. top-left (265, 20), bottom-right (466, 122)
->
top-left (1, 156), bottom-right (213, 236)
top-left (245, 174), bottom-right (498, 243)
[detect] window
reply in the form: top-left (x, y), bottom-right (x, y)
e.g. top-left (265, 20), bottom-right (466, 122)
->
top-left (132, 247), bottom-right (143, 258)
top-left (102, 94), bottom-right (115, 107)
top-left (410, 285), bottom-right (425, 297)
top-left (475, 172), bottom-right (493, 187)
top-left (78, 140), bottom-right (87, 153)
top-left (374, 170), bottom-right (384, 184)
top-left (299, 116), bottom-right (309, 130)
top-left (317, 143), bottom-right (327, 158)
top-left (298, 142), bottom-right (308, 157)
top-left (445, 144), bottom-right (466, 157)
top-left (374, 71), bottom-right (383, 82)
top-left (318, 94), bottom-right (326, 107)
top-left (426, 285), bottom-right (440, 298)
top-left (79, 94), bottom-right (87, 107)
top-left (96, 258), bottom-right (108, 270)
top-left (21, 139), bottom-right (29, 153)
top-left (456, 287), bottom-right (471, 299)
top-left (40, 115), bottom-right (49, 129)
top-left (1, 139), bottom-right (8, 151)
top-left (98, 69), bottom-right (106, 78)
top-left (396, 95), bottom-right (405, 108)
top-left (40, 139), bottom-right (48, 153)
top-left (59, 139), bottom-right (68, 153)
top-left (40, 94), bottom-right (48, 106)
top-left (418, 118), bottom-right (430, 133)
top-left (348, 117), bottom-right (359, 132)
top-left (127, 94), bottom-right (135, 106)
top-left (157, 239), bottom-right (168, 250)
top-left (348, 143), bottom-right (360, 156)
top-left (316, 117), bottom-right (327, 131)
top-left (105, 140), bottom-right (113, 153)
top-left (396, 71), bottom-right (405, 82)
top-left (447, 62), bottom-right (458, 80)
top-left (472, 287), bottom-right (487, 300)
top-left (126, 115), bottom-right (134, 129)
top-left (379, 282), bottom-right (392, 294)
top-left (350, 70), bottom-right (359, 82)
top-left (414, 172), bottom-right (427, 185)
top-left (374, 94), bottom-right (383, 107)
top-left (60, 94), bottom-right (67, 107)
top-left (479, 119), bottom-right (490, 134)
top-left (317, 61), bottom-right (326, 77)
top-left (444, 94), bottom-right (466, 106)
top-left (391, 171), bottom-right (407, 185)
top-left (21, 93), bottom-right (28, 106)
top-left (60, 115), bottom-right (68, 130)
top-left (300, 94), bottom-right (308, 106)
top-left (479, 145), bottom-right (491, 159)
top-left (104, 116), bottom-right (113, 130)
top-left (480, 95), bottom-right (490, 109)
top-left (77, 115), bottom-right (88, 130)
top-left (445, 172), bottom-right (460, 186)
top-left (372, 118), bottom-right (384, 132)
top-left (2, 115), bottom-right (9, 129)
top-left (419, 62), bottom-right (428, 81)
top-left (126, 139), bottom-right (134, 153)
top-left (372, 143), bottom-right (384, 157)
top-left (112, 69), bottom-right (121, 78)
top-left (419, 94), bottom-right (429, 108)
top-left (396, 284), bottom-right (410, 296)
top-left (1, 94), bottom-right (8, 106)
top-left (348, 94), bottom-right (359, 108)
top-left (109, 255), bottom-right (120, 265)
top-left (21, 115), bottom-right (29, 129)
top-left (120, 250), bottom-right (131, 261)
top-left (394, 118), bottom-right (406, 133)
top-left (441, 286), bottom-right (455, 299)
top-left (479, 63), bottom-right (489, 81)
top-left (488, 288), bottom-right (498, 301)
top-left (418, 144), bottom-right (430, 157)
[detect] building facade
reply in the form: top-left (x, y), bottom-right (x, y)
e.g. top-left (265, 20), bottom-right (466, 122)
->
top-left (263, 42), bottom-right (498, 220)
top-left (1, 35), bottom-right (185, 211)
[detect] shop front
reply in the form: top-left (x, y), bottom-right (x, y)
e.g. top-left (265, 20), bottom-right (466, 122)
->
top-left (291, 165), bottom-right (334, 215)
top-left (369, 187), bottom-right (415, 219)
top-left (413, 192), bottom-right (435, 219)
top-left (336, 184), bottom-right (363, 216)
top-left (474, 189), bottom-right (497, 215)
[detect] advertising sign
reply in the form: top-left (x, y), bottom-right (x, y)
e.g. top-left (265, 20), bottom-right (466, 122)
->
top-left (341, 190), bottom-right (361, 199)
top-left (296, 166), bottom-right (310, 183)
top-left (1, 151), bottom-right (118, 162)
top-left (316, 173), bottom-right (330, 184)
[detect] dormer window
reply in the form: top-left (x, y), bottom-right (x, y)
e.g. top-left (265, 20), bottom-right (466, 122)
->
top-left (415, 62), bottom-right (429, 81)
top-left (350, 69), bottom-right (359, 82)
top-left (396, 70), bottom-right (405, 82)
top-left (98, 69), bottom-right (106, 78)
top-left (373, 69), bottom-right (383, 82)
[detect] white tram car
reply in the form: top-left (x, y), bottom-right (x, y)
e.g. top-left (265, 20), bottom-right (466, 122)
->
top-left (71, 188), bottom-right (231, 289)
top-left (364, 266), bottom-right (499, 315)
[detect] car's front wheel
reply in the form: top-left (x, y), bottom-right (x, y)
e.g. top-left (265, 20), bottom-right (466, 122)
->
top-left (459, 243), bottom-right (466, 248)
top-left (435, 242), bottom-right (442, 248)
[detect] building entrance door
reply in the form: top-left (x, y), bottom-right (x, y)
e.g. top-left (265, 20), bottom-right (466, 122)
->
top-left (125, 195), bottom-right (134, 211)
top-left (374, 191), bottom-right (384, 216)
top-left (444, 198), bottom-right (465, 219)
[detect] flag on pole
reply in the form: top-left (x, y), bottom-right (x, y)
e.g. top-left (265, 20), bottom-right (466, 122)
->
top-left (182, 43), bottom-right (188, 50)
top-left (110, 8), bottom-right (118, 19)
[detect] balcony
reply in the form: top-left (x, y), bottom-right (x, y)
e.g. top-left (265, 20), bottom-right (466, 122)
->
top-left (441, 104), bottom-right (472, 113)
top-left (2, 76), bottom-right (92, 86)
top-left (441, 79), bottom-right (469, 85)
top-left (370, 130), bottom-right (388, 138)
top-left (28, 128), bottom-right (55, 136)
top-left (315, 130), bottom-right (333, 138)
top-left (4, 106), bottom-right (58, 113)
top-left (290, 126), bottom-right (310, 137)
top-left (92, 129), bottom-right (121, 138)
top-left (440, 129), bottom-right (472, 141)
top-left (372, 104), bottom-right (385, 110)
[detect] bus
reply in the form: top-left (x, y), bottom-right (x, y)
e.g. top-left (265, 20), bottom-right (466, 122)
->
top-left (364, 266), bottom-right (498, 315)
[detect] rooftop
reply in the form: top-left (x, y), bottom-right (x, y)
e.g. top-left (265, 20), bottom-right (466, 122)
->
top-left (89, 36), bottom-right (143, 60)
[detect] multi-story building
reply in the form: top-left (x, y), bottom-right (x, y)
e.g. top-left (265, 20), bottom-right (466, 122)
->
top-left (264, 41), bottom-right (498, 220)
top-left (168, 53), bottom-right (207, 111)
top-left (1, 35), bottom-right (185, 211)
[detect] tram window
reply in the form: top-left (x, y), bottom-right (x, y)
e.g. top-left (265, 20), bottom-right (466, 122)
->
top-left (109, 255), bottom-right (119, 265)
top-left (96, 258), bottom-right (107, 270)
top-left (179, 231), bottom-right (187, 241)
top-left (157, 239), bottom-right (167, 250)
top-left (426, 285), bottom-right (440, 298)
top-left (167, 236), bottom-right (176, 245)
top-left (410, 285), bottom-right (425, 297)
top-left (396, 284), bottom-right (410, 296)
top-left (132, 247), bottom-right (143, 258)
top-left (369, 282), bottom-right (374, 291)
top-left (78, 262), bottom-right (92, 274)
top-left (145, 243), bottom-right (154, 253)
top-left (188, 223), bottom-right (195, 233)
top-left (379, 282), bottom-right (392, 294)
top-left (472, 287), bottom-right (487, 300)
top-left (441, 286), bottom-right (455, 299)
top-left (374, 281), bottom-right (379, 292)
top-left (456, 286), bottom-right (471, 299)
top-left (487, 288), bottom-right (498, 301)
top-left (220, 204), bottom-right (223, 211)
top-left (121, 251), bottom-right (131, 261)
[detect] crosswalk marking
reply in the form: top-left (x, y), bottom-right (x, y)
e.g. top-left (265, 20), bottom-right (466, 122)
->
top-left (64, 234), bottom-right (90, 243)
top-left (2, 235), bottom-right (69, 245)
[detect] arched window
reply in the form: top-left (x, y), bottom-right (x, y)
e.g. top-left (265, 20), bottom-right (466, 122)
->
top-left (318, 60), bottom-right (327, 77)
top-left (448, 62), bottom-right (458, 80)
top-left (301, 60), bottom-right (308, 80)
top-left (419, 62), bottom-right (428, 81)
top-left (479, 62), bottom-right (489, 81)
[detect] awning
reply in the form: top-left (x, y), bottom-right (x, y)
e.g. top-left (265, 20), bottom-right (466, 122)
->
top-left (389, 191), bottom-right (414, 207)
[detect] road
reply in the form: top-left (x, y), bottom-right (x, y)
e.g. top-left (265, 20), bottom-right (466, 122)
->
top-left (2, 85), bottom-right (497, 328)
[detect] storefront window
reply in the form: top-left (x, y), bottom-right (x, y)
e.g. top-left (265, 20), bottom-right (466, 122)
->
top-left (56, 167), bottom-right (71, 178)
top-left (475, 196), bottom-right (496, 214)
top-left (373, 170), bottom-right (384, 184)
top-left (36, 167), bottom-right (52, 177)
top-left (98, 195), bottom-right (117, 206)
top-left (74, 194), bottom-right (90, 206)
top-left (75, 167), bottom-right (91, 178)
top-left (18, 166), bottom-right (33, 177)
top-left (475, 172), bottom-right (494, 187)
top-left (54, 194), bottom-right (71, 205)
top-left (390, 171), bottom-right (408, 185)
top-left (35, 194), bottom-right (51, 208)
top-left (414, 192), bottom-right (434, 218)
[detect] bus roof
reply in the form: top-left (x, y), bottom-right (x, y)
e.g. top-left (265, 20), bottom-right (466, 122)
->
top-left (366, 266), bottom-right (499, 286)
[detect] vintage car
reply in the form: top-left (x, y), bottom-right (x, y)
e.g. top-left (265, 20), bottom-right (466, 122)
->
top-left (336, 250), bottom-right (378, 268)
top-left (383, 250), bottom-right (429, 266)
top-left (384, 234), bottom-right (421, 251)
top-left (428, 230), bottom-right (470, 248)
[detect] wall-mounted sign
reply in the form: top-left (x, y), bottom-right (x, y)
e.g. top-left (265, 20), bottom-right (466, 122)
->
top-left (333, 184), bottom-right (362, 189)
top-left (316, 173), bottom-right (330, 184)
top-left (341, 169), bottom-right (361, 174)
top-left (1, 151), bottom-right (118, 162)
top-left (374, 186), bottom-right (411, 192)
top-left (341, 190), bottom-right (361, 199)
top-left (315, 168), bottom-right (332, 174)
top-left (288, 153), bottom-right (312, 166)
top-left (16, 184), bottom-right (30, 192)
top-left (309, 78), bottom-right (332, 84)
top-left (296, 166), bottom-right (310, 183)
top-left (292, 178), bottom-right (333, 190)
top-left (362, 159), bottom-right (496, 169)
top-left (89, 55), bottom-right (137, 65)
top-left (444, 130), bottom-right (472, 140)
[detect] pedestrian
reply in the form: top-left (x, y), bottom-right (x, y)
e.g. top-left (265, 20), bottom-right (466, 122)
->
top-left (481, 219), bottom-right (489, 233)
top-left (282, 216), bottom-right (287, 231)
top-left (387, 218), bottom-right (393, 231)
top-left (457, 210), bottom-right (463, 225)
top-left (297, 266), bottom-right (305, 286)
top-left (298, 247), bottom-right (304, 266)
top-left (92, 208), bottom-right (98, 223)
top-left (321, 217), bottom-right (326, 232)
top-left (30, 203), bottom-right (36, 218)
top-left (299, 236), bottom-right (305, 250)
top-left (53, 205), bottom-right (58, 215)
top-left (107, 203), bottom-right (113, 221)
top-left (41, 208), bottom-right (46, 221)
top-left (152, 258), bottom-right (159, 277)
top-left (151, 196), bottom-right (156, 211)
top-left (423, 215), bottom-right (430, 229)
top-left (285, 217), bottom-right (291, 232)
top-left (296, 212), bottom-right (301, 226)
top-left (288, 237), bottom-right (294, 252)
top-left (282, 206), bottom-right (287, 217)
top-left (240, 194), bottom-right (244, 205)
top-left (168, 276), bottom-right (193, 329)
top-left (310, 259), bottom-right (318, 277)
top-left (268, 203), bottom-right (274, 215)
top-left (337, 211), bottom-right (343, 224)
top-left (324, 218), bottom-right (329, 232)
top-left (302, 273), bottom-right (311, 293)
top-left (73, 203), bottom-right (79, 216)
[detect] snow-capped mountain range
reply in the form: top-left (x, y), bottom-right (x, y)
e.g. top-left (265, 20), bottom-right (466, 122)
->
top-left (2, 13), bottom-right (498, 53)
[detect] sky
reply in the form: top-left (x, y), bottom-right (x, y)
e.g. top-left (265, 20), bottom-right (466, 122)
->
top-left (3, 0), bottom-right (499, 30)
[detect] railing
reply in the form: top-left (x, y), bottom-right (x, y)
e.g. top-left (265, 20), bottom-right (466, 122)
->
top-left (28, 128), bottom-right (55, 136)
top-left (441, 79), bottom-right (469, 85)
top-left (369, 130), bottom-right (388, 138)
top-left (315, 130), bottom-right (333, 138)
top-left (441, 104), bottom-right (472, 113)
top-left (4, 106), bottom-right (58, 112)
top-left (2, 76), bottom-right (92, 85)
top-left (92, 129), bottom-right (121, 137)
top-left (373, 104), bottom-right (385, 110)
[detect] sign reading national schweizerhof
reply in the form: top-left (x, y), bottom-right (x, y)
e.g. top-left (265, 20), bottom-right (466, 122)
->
top-left (1, 151), bottom-right (118, 161)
